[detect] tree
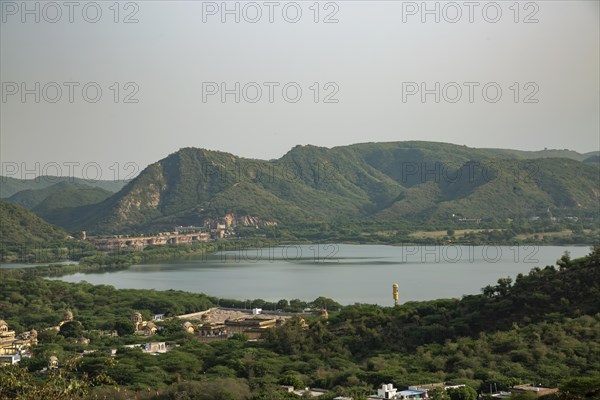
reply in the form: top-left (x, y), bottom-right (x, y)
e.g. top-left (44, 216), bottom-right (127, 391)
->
top-left (429, 387), bottom-right (450, 400)
top-left (559, 375), bottom-right (600, 399)
top-left (114, 319), bottom-right (135, 336)
top-left (447, 386), bottom-right (477, 400)
top-left (447, 229), bottom-right (455, 237)
top-left (58, 321), bottom-right (83, 339)
top-left (289, 299), bottom-right (307, 311)
top-left (157, 378), bottom-right (251, 400)
top-left (280, 374), bottom-right (305, 390)
top-left (311, 296), bottom-right (342, 311)
top-left (0, 361), bottom-right (92, 400)
top-left (277, 299), bottom-right (289, 310)
top-left (495, 277), bottom-right (513, 296)
top-left (557, 251), bottom-right (572, 270)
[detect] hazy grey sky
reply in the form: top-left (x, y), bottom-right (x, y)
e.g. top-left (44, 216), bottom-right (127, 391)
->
top-left (1, 0), bottom-right (598, 179)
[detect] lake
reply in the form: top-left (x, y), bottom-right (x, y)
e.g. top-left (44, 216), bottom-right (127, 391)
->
top-left (51, 244), bottom-right (590, 305)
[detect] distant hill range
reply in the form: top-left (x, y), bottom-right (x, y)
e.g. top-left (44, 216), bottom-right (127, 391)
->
top-left (3, 142), bottom-right (598, 234)
top-left (1, 178), bottom-right (126, 231)
top-left (0, 176), bottom-right (128, 199)
top-left (6, 181), bottom-right (113, 211)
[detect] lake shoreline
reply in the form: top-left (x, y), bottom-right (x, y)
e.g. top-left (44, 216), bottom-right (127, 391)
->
top-left (46, 244), bottom-right (591, 305)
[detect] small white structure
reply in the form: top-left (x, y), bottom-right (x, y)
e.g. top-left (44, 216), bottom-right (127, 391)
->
top-left (153, 314), bottom-right (165, 321)
top-left (143, 342), bottom-right (167, 354)
top-left (252, 308), bottom-right (262, 315)
top-left (123, 342), bottom-right (168, 354)
top-left (377, 384), bottom-right (398, 399)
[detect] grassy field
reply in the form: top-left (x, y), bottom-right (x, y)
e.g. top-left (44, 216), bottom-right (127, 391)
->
top-left (408, 229), bottom-right (499, 239)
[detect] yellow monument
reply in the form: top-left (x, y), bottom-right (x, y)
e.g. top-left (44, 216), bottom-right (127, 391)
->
top-left (393, 283), bottom-right (399, 306)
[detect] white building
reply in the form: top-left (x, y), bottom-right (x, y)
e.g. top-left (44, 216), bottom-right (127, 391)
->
top-left (369, 384), bottom-right (428, 399)
top-left (371, 384), bottom-right (398, 399)
top-left (0, 353), bottom-right (20, 366)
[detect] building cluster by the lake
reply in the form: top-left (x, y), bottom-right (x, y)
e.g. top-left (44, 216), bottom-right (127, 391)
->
top-left (87, 230), bottom-right (215, 252)
top-left (85, 213), bottom-right (278, 251)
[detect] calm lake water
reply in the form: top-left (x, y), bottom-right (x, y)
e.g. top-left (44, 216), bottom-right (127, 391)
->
top-left (52, 244), bottom-right (590, 305)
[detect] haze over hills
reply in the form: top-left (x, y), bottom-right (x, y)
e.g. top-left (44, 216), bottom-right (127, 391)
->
top-left (33, 141), bottom-right (599, 234)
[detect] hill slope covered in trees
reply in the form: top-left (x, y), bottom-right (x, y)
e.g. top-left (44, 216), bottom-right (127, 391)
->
top-left (0, 200), bottom-right (69, 248)
top-left (48, 142), bottom-right (598, 234)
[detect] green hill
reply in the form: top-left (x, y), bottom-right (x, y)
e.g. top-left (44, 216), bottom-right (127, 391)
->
top-left (0, 200), bottom-right (69, 248)
top-left (38, 142), bottom-right (599, 234)
top-left (5, 185), bottom-right (59, 209)
top-left (30, 182), bottom-right (113, 227)
top-left (7, 181), bottom-right (113, 211)
top-left (0, 176), bottom-right (127, 199)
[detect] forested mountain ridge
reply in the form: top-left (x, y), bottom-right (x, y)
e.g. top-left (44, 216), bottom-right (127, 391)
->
top-left (26, 142), bottom-right (599, 234)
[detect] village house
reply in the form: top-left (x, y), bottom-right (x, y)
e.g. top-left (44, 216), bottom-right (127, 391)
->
top-left (131, 312), bottom-right (158, 336)
top-left (198, 322), bottom-right (228, 338)
top-left (224, 317), bottom-right (280, 340)
top-left (0, 319), bottom-right (17, 354)
top-left (0, 319), bottom-right (37, 359)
